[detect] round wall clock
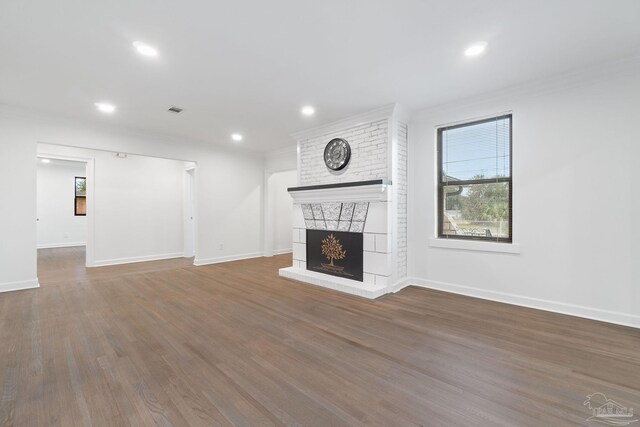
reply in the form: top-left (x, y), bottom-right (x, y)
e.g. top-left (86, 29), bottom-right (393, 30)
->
top-left (323, 138), bottom-right (351, 171)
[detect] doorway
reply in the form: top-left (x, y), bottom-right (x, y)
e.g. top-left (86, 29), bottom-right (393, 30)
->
top-left (36, 155), bottom-right (92, 283)
top-left (184, 166), bottom-right (196, 258)
top-left (264, 169), bottom-right (297, 257)
top-left (36, 143), bottom-right (197, 285)
top-left (36, 157), bottom-right (88, 249)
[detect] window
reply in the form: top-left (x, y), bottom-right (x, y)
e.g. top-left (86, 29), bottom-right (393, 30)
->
top-left (75, 176), bottom-right (86, 216)
top-left (437, 114), bottom-right (512, 242)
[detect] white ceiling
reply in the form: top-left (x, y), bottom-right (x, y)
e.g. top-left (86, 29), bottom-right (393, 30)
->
top-left (1, 0), bottom-right (639, 151)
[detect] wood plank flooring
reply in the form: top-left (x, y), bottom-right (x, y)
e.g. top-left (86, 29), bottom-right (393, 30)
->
top-left (0, 248), bottom-right (638, 426)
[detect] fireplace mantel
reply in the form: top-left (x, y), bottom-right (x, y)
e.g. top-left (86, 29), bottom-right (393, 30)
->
top-left (287, 179), bottom-right (392, 203)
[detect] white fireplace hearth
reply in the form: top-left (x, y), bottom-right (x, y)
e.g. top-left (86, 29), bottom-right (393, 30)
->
top-left (279, 104), bottom-right (408, 298)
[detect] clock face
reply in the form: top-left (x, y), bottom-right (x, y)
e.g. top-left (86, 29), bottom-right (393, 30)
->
top-left (324, 138), bottom-right (351, 171)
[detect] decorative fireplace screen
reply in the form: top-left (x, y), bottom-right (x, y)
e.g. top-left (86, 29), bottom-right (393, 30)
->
top-left (306, 229), bottom-right (363, 281)
top-left (301, 202), bottom-right (369, 233)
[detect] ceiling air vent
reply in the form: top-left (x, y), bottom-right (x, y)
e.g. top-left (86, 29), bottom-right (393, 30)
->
top-left (168, 106), bottom-right (183, 114)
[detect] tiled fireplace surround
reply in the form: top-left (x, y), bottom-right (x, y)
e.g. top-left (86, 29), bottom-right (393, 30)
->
top-left (279, 104), bottom-right (408, 298)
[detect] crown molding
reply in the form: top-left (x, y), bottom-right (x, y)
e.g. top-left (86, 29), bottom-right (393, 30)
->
top-left (0, 103), bottom-right (264, 158)
top-left (412, 54), bottom-right (640, 123)
top-left (393, 103), bottom-right (410, 125)
top-left (264, 144), bottom-right (297, 160)
top-left (290, 103), bottom-right (400, 141)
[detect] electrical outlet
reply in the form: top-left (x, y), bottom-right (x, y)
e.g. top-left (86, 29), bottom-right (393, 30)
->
top-left (63, 233), bottom-right (69, 239)
top-left (219, 243), bottom-right (224, 250)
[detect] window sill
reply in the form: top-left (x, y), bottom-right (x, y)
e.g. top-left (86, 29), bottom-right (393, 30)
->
top-left (429, 238), bottom-right (521, 254)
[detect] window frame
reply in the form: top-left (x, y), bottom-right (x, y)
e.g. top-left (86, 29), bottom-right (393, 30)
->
top-left (74, 176), bottom-right (87, 217)
top-left (436, 114), bottom-right (513, 243)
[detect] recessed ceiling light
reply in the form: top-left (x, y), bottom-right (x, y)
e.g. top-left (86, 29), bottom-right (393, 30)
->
top-left (94, 102), bottom-right (116, 114)
top-left (41, 158), bottom-right (50, 164)
top-left (464, 41), bottom-right (488, 57)
top-left (231, 133), bottom-right (243, 142)
top-left (301, 106), bottom-right (315, 116)
top-left (132, 41), bottom-right (158, 58)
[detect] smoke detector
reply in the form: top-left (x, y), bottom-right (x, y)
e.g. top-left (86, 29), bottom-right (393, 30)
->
top-left (168, 106), bottom-right (183, 114)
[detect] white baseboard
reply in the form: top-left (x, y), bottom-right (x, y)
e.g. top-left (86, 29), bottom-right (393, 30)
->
top-left (405, 278), bottom-right (640, 329)
top-left (194, 252), bottom-right (264, 266)
top-left (0, 279), bottom-right (40, 293)
top-left (37, 242), bottom-right (86, 249)
top-left (390, 277), bottom-right (415, 294)
top-left (273, 248), bottom-right (292, 255)
top-left (91, 252), bottom-right (185, 267)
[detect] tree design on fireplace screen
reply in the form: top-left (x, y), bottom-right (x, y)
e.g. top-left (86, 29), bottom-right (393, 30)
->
top-left (307, 230), bottom-right (363, 281)
top-left (321, 234), bottom-right (346, 269)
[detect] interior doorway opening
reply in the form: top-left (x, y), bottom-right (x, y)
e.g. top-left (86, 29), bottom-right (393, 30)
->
top-left (184, 166), bottom-right (197, 258)
top-left (36, 155), bottom-right (91, 272)
top-left (264, 169), bottom-right (297, 257)
top-left (36, 144), bottom-right (197, 285)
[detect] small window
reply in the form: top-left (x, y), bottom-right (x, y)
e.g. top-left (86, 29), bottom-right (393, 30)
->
top-left (437, 114), bottom-right (512, 242)
top-left (75, 176), bottom-right (86, 216)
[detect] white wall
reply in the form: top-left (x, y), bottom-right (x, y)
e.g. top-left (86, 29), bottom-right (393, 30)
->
top-left (0, 106), bottom-right (264, 291)
top-left (0, 111), bottom-right (38, 292)
top-left (267, 169), bottom-right (297, 253)
top-left (92, 152), bottom-right (185, 265)
top-left (37, 159), bottom-right (87, 248)
top-left (408, 59), bottom-right (640, 327)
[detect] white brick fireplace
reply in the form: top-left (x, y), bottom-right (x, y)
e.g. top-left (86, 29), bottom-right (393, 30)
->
top-left (279, 104), bottom-right (408, 298)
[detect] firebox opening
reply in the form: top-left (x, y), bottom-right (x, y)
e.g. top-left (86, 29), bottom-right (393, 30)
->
top-left (306, 229), bottom-right (363, 282)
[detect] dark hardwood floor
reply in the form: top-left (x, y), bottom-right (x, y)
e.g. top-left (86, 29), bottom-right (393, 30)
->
top-left (0, 248), bottom-right (638, 426)
top-left (36, 247), bottom-right (194, 285)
